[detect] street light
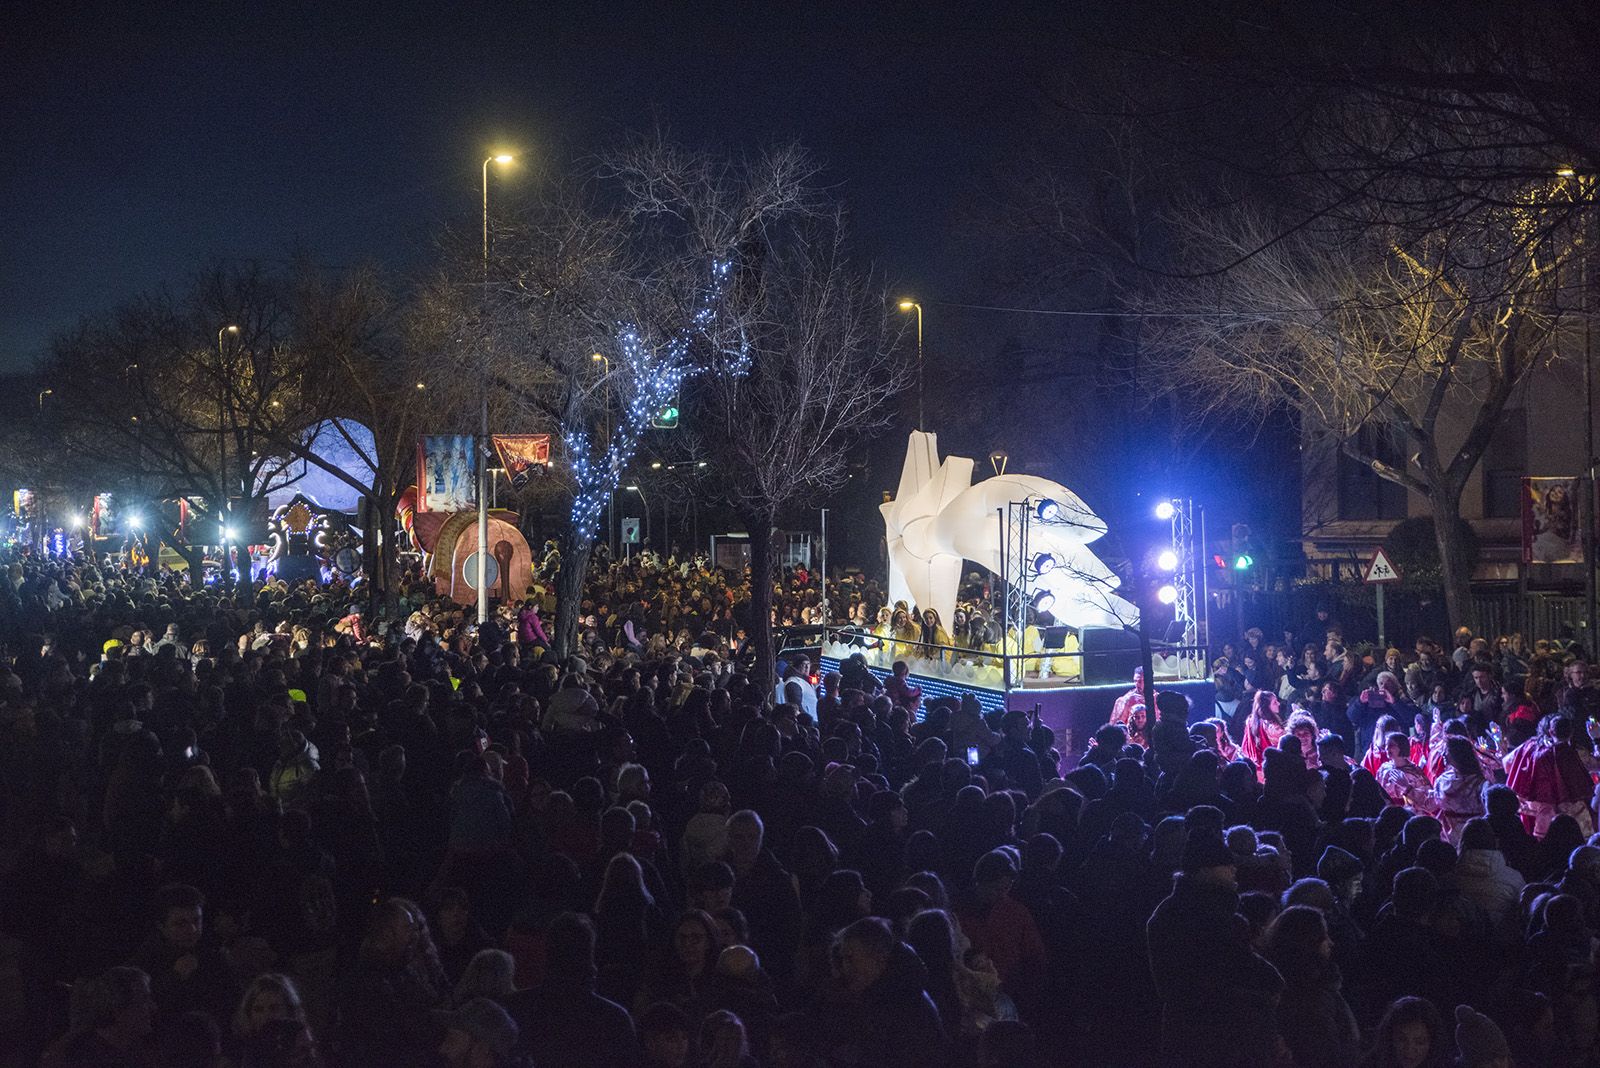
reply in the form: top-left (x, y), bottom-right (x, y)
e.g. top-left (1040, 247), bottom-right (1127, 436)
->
top-left (37, 388), bottom-right (52, 409)
top-left (896, 299), bottom-right (924, 431)
top-left (1557, 166), bottom-right (1598, 646)
top-left (477, 152), bottom-right (515, 624)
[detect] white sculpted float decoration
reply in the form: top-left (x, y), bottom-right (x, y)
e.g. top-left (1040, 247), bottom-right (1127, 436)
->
top-left (878, 430), bottom-right (1136, 639)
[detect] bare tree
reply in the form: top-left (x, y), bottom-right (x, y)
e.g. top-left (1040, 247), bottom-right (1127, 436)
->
top-left (411, 142), bottom-right (842, 660)
top-left (687, 216), bottom-right (908, 693)
top-left (1141, 190), bottom-right (1579, 629)
top-left (41, 265), bottom-right (307, 595)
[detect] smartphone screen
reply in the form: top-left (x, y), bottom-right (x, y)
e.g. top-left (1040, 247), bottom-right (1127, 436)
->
top-left (966, 745), bottom-right (980, 766)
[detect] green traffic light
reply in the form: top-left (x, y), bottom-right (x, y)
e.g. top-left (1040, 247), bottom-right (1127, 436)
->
top-left (1233, 554), bottom-right (1254, 570)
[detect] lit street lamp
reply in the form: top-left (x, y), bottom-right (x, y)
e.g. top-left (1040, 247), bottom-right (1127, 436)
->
top-left (477, 152), bottom-right (515, 624)
top-left (37, 388), bottom-right (52, 409)
top-left (897, 299), bottom-right (924, 431)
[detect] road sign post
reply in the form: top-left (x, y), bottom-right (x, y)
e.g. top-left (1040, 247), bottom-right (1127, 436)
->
top-left (1363, 548), bottom-right (1403, 649)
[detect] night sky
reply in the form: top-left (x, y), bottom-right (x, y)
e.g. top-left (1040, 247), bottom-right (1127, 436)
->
top-left (1, 2), bottom-right (1079, 371)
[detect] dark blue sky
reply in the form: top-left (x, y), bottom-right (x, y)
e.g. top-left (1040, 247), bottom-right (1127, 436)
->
top-left (0, 1), bottom-right (1075, 370)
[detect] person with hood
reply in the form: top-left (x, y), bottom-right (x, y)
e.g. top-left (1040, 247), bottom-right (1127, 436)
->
top-left (1263, 904), bottom-right (1360, 1068)
top-left (827, 915), bottom-right (948, 1068)
top-left (1507, 714), bottom-right (1599, 837)
top-left (1146, 830), bottom-right (1284, 1067)
top-left (269, 729), bottom-right (320, 809)
top-left (1452, 1004), bottom-right (1511, 1068)
top-left (516, 599), bottom-right (550, 649)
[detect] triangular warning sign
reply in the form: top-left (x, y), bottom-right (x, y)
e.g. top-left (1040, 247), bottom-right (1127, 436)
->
top-left (1363, 548), bottom-right (1403, 584)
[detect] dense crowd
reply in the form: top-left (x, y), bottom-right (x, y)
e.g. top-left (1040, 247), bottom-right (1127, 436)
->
top-left (3, 552), bottom-right (1600, 1066)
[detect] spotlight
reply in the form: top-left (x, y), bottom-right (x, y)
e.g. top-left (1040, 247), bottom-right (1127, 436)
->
top-left (223, 527), bottom-right (237, 542)
top-left (1157, 549), bottom-right (1178, 571)
top-left (1031, 552), bottom-right (1056, 576)
top-left (1030, 590), bottom-right (1056, 613)
top-left (1035, 498), bottom-right (1061, 522)
top-left (127, 515), bottom-right (143, 530)
top-left (69, 514), bottom-right (84, 529)
top-left (1157, 584), bottom-right (1178, 605)
top-left (1154, 500), bottom-right (1176, 521)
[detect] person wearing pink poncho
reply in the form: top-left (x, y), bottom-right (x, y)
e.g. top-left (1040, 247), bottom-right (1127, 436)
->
top-left (1505, 714), bottom-right (1599, 837)
top-left (1239, 690), bottom-right (1286, 780)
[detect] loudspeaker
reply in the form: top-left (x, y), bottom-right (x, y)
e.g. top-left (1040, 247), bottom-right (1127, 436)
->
top-left (1080, 625), bottom-right (1143, 685)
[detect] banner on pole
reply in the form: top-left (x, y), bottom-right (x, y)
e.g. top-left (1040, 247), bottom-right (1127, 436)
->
top-left (417, 435), bottom-right (477, 513)
top-left (491, 434), bottom-right (551, 490)
top-left (1522, 476), bottom-right (1583, 564)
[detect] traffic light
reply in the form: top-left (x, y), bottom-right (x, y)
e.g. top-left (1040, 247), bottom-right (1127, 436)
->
top-left (652, 389), bottom-right (680, 429)
top-left (1230, 522), bottom-right (1255, 571)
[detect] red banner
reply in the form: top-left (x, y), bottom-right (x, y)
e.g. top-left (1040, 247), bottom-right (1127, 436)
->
top-left (492, 434), bottom-right (551, 490)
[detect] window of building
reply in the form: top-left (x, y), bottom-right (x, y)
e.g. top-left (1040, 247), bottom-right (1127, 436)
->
top-left (1482, 410), bottom-right (1527, 519)
top-left (1337, 425), bottom-right (1409, 520)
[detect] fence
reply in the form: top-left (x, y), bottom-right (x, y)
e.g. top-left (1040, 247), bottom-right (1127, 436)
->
top-left (1218, 584), bottom-right (1587, 648)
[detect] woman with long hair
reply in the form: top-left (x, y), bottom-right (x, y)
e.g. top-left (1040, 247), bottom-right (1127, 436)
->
top-left (1262, 906), bottom-right (1358, 1068)
top-left (1430, 735), bottom-right (1488, 845)
top-left (593, 852), bottom-right (662, 1006)
top-left (906, 908), bottom-right (1005, 1041)
top-left (1239, 690), bottom-right (1286, 780)
top-left (1360, 996), bottom-right (1446, 1068)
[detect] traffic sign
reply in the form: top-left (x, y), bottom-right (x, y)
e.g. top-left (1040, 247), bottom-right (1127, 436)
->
top-left (1364, 547), bottom-right (1402, 584)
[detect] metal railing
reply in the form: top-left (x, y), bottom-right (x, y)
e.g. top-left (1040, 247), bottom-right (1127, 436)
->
top-left (813, 626), bottom-right (1208, 691)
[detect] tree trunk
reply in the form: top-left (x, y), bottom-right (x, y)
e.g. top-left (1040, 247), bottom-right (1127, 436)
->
top-left (1429, 489), bottom-right (1476, 635)
top-left (554, 531), bottom-right (593, 662)
top-left (746, 515), bottom-right (777, 699)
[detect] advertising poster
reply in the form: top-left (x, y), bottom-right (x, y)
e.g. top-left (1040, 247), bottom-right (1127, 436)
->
top-left (1522, 476), bottom-right (1584, 564)
top-left (417, 435), bottom-right (477, 513)
top-left (491, 434), bottom-right (551, 489)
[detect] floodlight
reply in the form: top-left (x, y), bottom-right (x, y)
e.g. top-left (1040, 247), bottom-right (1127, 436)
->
top-left (1154, 500), bottom-right (1176, 521)
top-left (1157, 549), bottom-right (1178, 571)
top-left (1157, 584), bottom-right (1178, 605)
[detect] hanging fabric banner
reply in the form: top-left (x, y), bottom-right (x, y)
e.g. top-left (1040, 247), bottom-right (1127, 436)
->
top-left (491, 434), bottom-right (551, 490)
top-left (417, 435), bottom-right (478, 513)
top-left (1522, 476), bottom-right (1583, 564)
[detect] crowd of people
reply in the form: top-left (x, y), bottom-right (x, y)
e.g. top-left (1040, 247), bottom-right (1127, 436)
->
top-left (2, 550), bottom-right (1600, 1066)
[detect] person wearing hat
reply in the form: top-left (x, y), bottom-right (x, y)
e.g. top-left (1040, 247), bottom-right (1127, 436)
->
top-left (1146, 831), bottom-right (1283, 1067)
top-left (439, 997), bottom-right (519, 1067)
top-left (1454, 1003), bottom-right (1511, 1068)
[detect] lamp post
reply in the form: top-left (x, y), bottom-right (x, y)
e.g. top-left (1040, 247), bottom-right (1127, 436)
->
top-left (37, 388), bottom-right (52, 409)
top-left (217, 325), bottom-right (239, 588)
top-left (592, 352), bottom-right (613, 555)
top-left (897, 299), bottom-right (924, 431)
top-left (1558, 168), bottom-right (1597, 649)
top-left (478, 153), bottom-right (514, 625)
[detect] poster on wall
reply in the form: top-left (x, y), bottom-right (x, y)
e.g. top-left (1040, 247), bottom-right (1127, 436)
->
top-left (1522, 476), bottom-right (1584, 564)
top-left (491, 434), bottom-right (551, 489)
top-left (417, 435), bottom-right (477, 513)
